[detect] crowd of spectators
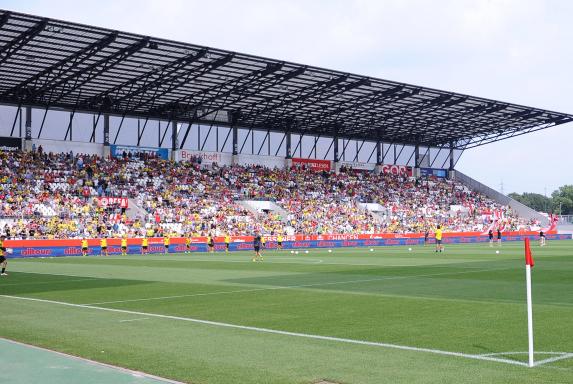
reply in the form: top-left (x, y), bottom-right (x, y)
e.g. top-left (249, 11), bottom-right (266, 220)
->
top-left (0, 149), bottom-right (530, 239)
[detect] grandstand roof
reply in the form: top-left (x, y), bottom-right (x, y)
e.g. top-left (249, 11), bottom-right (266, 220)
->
top-left (0, 9), bottom-right (572, 149)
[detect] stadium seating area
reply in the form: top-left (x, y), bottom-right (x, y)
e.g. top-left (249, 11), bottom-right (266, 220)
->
top-left (0, 149), bottom-right (531, 239)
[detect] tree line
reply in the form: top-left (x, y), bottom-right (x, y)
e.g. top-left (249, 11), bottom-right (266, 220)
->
top-left (509, 185), bottom-right (573, 215)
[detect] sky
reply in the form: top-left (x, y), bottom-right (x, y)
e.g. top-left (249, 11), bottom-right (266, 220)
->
top-left (2, 0), bottom-right (572, 195)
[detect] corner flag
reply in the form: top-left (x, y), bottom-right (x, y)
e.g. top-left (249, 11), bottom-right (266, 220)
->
top-left (524, 237), bottom-right (534, 367)
top-left (525, 238), bottom-right (534, 267)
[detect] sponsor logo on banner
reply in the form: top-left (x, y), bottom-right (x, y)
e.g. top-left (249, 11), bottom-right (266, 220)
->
top-left (110, 144), bottom-right (169, 160)
top-left (292, 157), bottom-right (331, 171)
top-left (420, 168), bottom-right (448, 178)
top-left (177, 150), bottom-right (233, 165)
top-left (0, 136), bottom-right (22, 152)
top-left (380, 164), bottom-right (413, 176)
top-left (340, 161), bottom-right (376, 170)
top-left (97, 197), bottom-right (129, 208)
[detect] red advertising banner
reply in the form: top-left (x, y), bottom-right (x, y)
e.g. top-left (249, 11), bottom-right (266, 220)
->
top-left (380, 164), bottom-right (413, 176)
top-left (97, 197), bottom-right (129, 208)
top-left (292, 157), bottom-right (331, 171)
top-left (2, 229), bottom-right (558, 250)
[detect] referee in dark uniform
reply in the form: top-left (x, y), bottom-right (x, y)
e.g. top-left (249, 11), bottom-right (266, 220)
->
top-left (252, 231), bottom-right (263, 262)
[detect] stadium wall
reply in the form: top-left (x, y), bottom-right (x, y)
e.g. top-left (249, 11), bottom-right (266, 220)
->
top-left (4, 232), bottom-right (570, 258)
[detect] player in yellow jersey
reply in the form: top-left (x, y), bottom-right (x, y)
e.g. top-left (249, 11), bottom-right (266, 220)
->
top-left (0, 235), bottom-right (8, 276)
top-left (434, 225), bottom-right (444, 253)
top-left (121, 236), bottom-right (128, 255)
top-left (224, 234), bottom-right (231, 253)
top-left (261, 235), bottom-right (266, 249)
top-left (81, 237), bottom-right (89, 256)
top-left (185, 235), bottom-right (191, 254)
top-left (100, 237), bottom-right (108, 256)
top-left (163, 235), bottom-right (170, 254)
top-left (141, 237), bottom-right (149, 255)
top-left (207, 233), bottom-right (215, 253)
top-left (277, 234), bottom-right (283, 250)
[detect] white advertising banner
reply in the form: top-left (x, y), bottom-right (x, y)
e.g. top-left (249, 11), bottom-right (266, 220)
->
top-left (176, 150), bottom-right (233, 166)
top-left (32, 139), bottom-right (103, 156)
top-left (339, 161), bottom-right (376, 171)
top-left (236, 153), bottom-right (286, 169)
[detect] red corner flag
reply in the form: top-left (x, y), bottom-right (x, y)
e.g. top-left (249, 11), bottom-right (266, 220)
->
top-left (525, 237), bottom-right (535, 267)
top-left (524, 238), bottom-right (534, 267)
top-left (524, 237), bottom-right (535, 367)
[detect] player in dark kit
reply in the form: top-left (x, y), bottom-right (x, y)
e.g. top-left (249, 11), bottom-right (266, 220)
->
top-left (0, 235), bottom-right (8, 276)
top-left (252, 232), bottom-right (263, 262)
top-left (497, 228), bottom-right (502, 246)
top-left (488, 229), bottom-right (494, 247)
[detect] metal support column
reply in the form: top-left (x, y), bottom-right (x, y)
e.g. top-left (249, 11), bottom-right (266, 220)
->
top-left (414, 144), bottom-right (420, 168)
top-left (103, 114), bottom-right (110, 146)
top-left (376, 140), bottom-right (382, 165)
top-left (171, 120), bottom-right (178, 152)
top-left (332, 136), bottom-right (337, 162)
top-left (449, 141), bottom-right (455, 170)
top-left (102, 114), bottom-right (111, 158)
top-left (69, 112), bottom-right (73, 141)
top-left (25, 106), bottom-right (32, 140)
top-left (232, 126), bottom-right (238, 156)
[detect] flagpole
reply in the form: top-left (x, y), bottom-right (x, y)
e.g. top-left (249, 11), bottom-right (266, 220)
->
top-left (526, 263), bottom-right (534, 367)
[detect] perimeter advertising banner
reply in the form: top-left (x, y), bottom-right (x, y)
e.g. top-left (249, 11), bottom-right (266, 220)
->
top-left (176, 149), bottom-right (233, 165)
top-left (291, 157), bottom-right (331, 171)
top-left (5, 231), bottom-right (570, 258)
top-left (420, 168), bottom-right (448, 178)
top-left (96, 197), bottom-right (129, 208)
top-left (110, 144), bottom-right (169, 160)
top-left (339, 161), bottom-right (376, 171)
top-left (0, 136), bottom-right (22, 152)
top-left (380, 164), bottom-right (413, 176)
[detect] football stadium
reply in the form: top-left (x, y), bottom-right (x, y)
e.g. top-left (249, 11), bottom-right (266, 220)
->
top-left (1, 7), bottom-right (572, 384)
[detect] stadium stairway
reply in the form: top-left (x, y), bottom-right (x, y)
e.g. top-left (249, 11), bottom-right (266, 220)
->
top-left (358, 202), bottom-right (387, 224)
top-left (238, 200), bottom-right (290, 224)
top-left (126, 198), bottom-right (148, 221)
top-left (453, 170), bottom-right (549, 225)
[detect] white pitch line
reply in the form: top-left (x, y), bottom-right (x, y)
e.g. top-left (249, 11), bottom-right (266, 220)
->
top-left (534, 353), bottom-right (573, 367)
top-left (0, 294), bottom-right (528, 367)
top-left (478, 351), bottom-right (573, 367)
top-left (82, 267), bottom-right (510, 305)
top-left (119, 317), bottom-right (149, 323)
top-left (480, 351), bottom-right (565, 357)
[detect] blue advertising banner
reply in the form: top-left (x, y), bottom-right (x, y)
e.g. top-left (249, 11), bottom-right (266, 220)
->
top-left (420, 168), bottom-right (448, 178)
top-left (110, 144), bottom-right (169, 160)
top-left (8, 234), bottom-right (571, 258)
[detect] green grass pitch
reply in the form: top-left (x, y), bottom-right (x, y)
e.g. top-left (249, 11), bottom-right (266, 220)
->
top-left (1, 241), bottom-right (572, 384)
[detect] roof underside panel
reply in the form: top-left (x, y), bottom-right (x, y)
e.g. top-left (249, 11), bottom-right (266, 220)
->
top-left (0, 10), bottom-right (571, 149)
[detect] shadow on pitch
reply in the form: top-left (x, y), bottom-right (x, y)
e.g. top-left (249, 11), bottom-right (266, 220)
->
top-left (0, 272), bottom-right (148, 296)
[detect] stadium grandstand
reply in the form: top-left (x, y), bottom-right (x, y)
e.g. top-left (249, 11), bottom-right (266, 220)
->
top-left (2, 8), bottom-right (573, 384)
top-left (0, 9), bottom-right (571, 243)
